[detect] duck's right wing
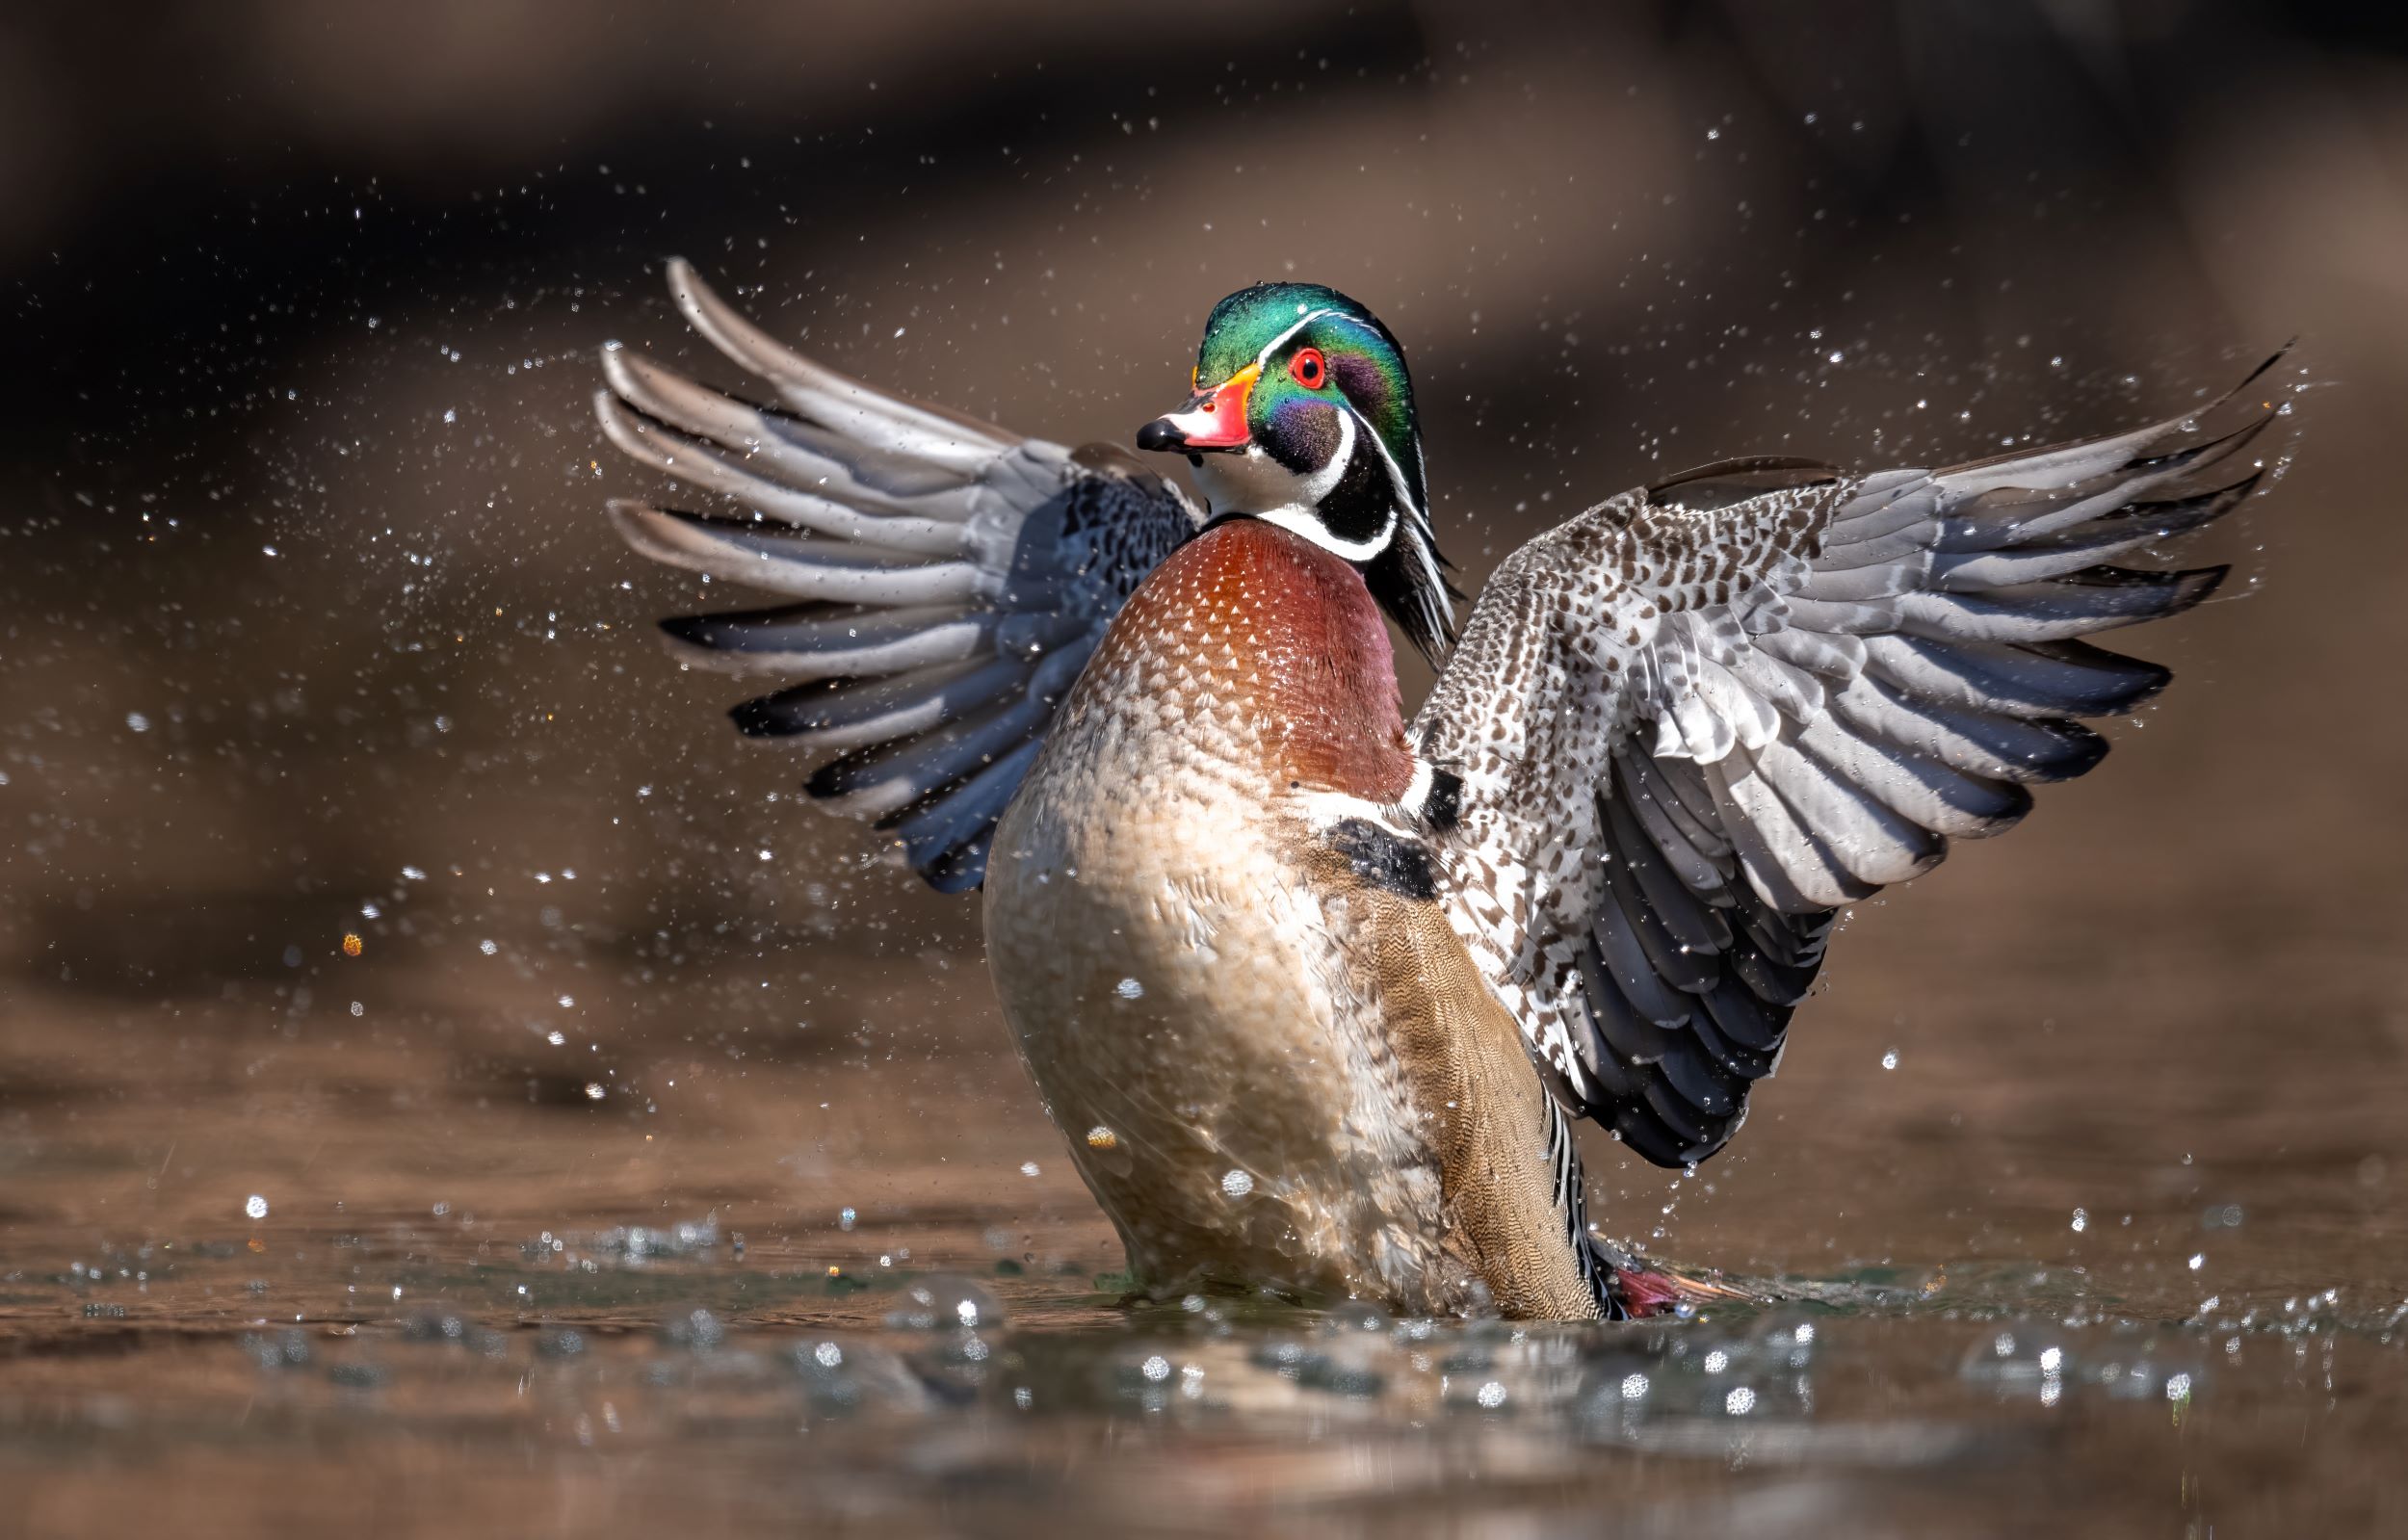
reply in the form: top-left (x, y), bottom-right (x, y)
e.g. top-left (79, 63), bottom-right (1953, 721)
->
top-left (597, 260), bottom-right (1204, 892)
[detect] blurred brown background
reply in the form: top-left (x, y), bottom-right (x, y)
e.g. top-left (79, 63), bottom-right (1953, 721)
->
top-left (2, 0), bottom-right (2404, 1292)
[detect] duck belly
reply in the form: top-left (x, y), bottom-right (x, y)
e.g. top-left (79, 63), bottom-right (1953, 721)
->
top-left (984, 778), bottom-right (1460, 1309)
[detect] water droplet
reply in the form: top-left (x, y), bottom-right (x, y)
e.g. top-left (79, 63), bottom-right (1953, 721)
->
top-left (2188, 1253), bottom-right (2206, 1270)
top-left (2070, 1208), bottom-right (2087, 1233)
top-left (1019, 1161), bottom-right (1041, 1177)
top-left (2039, 1346), bottom-right (2062, 1371)
top-left (1704, 1349), bottom-right (1729, 1373)
top-left (126, 713), bottom-right (150, 733)
top-left (838, 1207), bottom-right (856, 1231)
top-left (2165, 1372), bottom-right (2192, 1401)
top-left (1220, 1169), bottom-right (1254, 1198)
top-left (1141, 1354), bottom-right (1171, 1382)
top-left (1880, 1048), bottom-right (1898, 1070)
top-left (244, 1194), bottom-right (269, 1220)
top-left (1724, 1386), bottom-right (1756, 1415)
top-left (1475, 1380), bottom-right (1506, 1408)
top-left (1114, 977), bottom-right (1144, 1001)
top-left (584, 1083), bottom-right (605, 1101)
top-left (1620, 1372), bottom-right (1649, 1399)
top-left (1086, 1126), bottom-right (1118, 1150)
top-left (1994, 1332), bottom-right (2016, 1357)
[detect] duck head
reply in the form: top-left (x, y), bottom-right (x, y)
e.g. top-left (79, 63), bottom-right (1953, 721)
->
top-left (1137, 282), bottom-right (1457, 663)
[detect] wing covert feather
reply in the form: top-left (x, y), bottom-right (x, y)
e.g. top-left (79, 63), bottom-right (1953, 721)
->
top-left (1417, 357), bottom-right (2293, 1164)
top-left (598, 260), bottom-right (1203, 892)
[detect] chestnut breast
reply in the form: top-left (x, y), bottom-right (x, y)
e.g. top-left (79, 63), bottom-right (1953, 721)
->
top-left (1060, 516), bottom-right (1416, 800)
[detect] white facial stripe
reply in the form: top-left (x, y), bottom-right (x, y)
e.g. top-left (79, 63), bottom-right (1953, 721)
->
top-left (1336, 397), bottom-right (1447, 614)
top-left (1251, 306), bottom-right (1344, 370)
top-left (1332, 398), bottom-right (1445, 633)
top-left (1296, 406), bottom-right (1355, 505)
top-left (1248, 307), bottom-right (1400, 376)
top-left (1404, 518), bottom-right (1447, 614)
top-left (1196, 305), bottom-right (1441, 580)
top-left (1242, 305), bottom-right (1429, 527)
top-left (1248, 411), bottom-right (1399, 561)
top-left (1193, 409), bottom-right (1353, 516)
top-left (1340, 400), bottom-right (1425, 530)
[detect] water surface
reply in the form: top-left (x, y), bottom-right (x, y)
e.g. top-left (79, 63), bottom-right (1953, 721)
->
top-left (6, 7), bottom-right (2408, 1532)
top-left (5, 957), bottom-right (2402, 1537)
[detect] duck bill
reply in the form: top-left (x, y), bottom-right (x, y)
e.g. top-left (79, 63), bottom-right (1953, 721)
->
top-left (1136, 362), bottom-right (1257, 453)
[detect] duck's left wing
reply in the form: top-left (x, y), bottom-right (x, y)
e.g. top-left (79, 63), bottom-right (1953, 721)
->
top-left (1415, 358), bottom-right (2290, 1166)
top-left (597, 260), bottom-right (1204, 892)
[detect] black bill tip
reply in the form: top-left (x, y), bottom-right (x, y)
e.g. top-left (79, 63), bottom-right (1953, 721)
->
top-left (1135, 417), bottom-right (1186, 454)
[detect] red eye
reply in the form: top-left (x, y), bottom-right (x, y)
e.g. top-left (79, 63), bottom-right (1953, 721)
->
top-left (1289, 347), bottom-right (1326, 388)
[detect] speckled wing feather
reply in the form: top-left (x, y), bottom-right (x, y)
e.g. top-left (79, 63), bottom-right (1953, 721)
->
top-left (597, 260), bottom-right (1203, 892)
top-left (1417, 358), bottom-right (2291, 1166)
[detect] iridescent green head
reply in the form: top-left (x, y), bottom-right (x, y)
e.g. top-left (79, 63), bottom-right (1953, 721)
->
top-left (1136, 283), bottom-right (1455, 662)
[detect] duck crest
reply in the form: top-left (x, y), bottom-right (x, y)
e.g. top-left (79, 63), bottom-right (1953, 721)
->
top-left (1076, 517), bottom-right (1415, 801)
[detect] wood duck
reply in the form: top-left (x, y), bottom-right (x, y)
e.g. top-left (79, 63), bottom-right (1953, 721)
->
top-left (597, 261), bottom-right (2286, 1319)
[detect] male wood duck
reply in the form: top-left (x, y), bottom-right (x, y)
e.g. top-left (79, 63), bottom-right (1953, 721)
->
top-left (596, 261), bottom-right (2285, 1319)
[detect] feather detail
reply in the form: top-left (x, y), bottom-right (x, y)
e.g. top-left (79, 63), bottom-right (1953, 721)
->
top-left (1417, 352), bottom-right (2290, 1167)
top-left (599, 262), bottom-right (1198, 891)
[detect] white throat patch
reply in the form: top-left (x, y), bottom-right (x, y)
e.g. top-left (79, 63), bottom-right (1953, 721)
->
top-left (1195, 409), bottom-right (1397, 562)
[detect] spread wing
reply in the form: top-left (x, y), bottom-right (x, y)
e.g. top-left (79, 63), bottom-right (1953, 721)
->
top-left (1418, 358), bottom-right (2291, 1166)
top-left (597, 259), bottom-right (1203, 891)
